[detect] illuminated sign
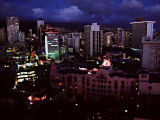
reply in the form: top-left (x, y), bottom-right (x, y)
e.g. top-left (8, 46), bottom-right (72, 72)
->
top-left (92, 68), bottom-right (98, 72)
top-left (102, 59), bottom-right (111, 67)
top-left (28, 96), bottom-right (33, 101)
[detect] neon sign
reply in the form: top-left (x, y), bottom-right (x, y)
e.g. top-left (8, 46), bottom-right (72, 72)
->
top-left (102, 59), bottom-right (111, 67)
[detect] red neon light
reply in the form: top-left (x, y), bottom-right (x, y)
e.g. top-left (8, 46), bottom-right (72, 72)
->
top-left (44, 30), bottom-right (59, 32)
top-left (44, 30), bottom-right (49, 31)
top-left (48, 27), bottom-right (54, 28)
top-left (34, 97), bottom-right (41, 101)
top-left (51, 66), bottom-right (56, 70)
top-left (59, 82), bottom-right (63, 86)
top-left (120, 96), bottom-right (124, 99)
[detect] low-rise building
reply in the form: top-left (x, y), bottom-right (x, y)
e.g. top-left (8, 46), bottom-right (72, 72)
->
top-left (50, 61), bottom-right (138, 100)
top-left (139, 71), bottom-right (160, 95)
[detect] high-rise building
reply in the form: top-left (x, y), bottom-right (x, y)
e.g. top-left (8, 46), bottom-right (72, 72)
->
top-left (117, 28), bottom-right (125, 47)
top-left (37, 18), bottom-right (44, 30)
top-left (142, 37), bottom-right (160, 71)
top-left (84, 23), bottom-right (103, 56)
top-left (45, 32), bottom-right (59, 59)
top-left (103, 32), bottom-right (114, 47)
top-left (130, 19), bottom-right (156, 49)
top-left (116, 28), bottom-right (131, 48)
top-left (0, 27), bottom-right (6, 45)
top-left (6, 16), bottom-right (19, 44)
top-left (68, 32), bottom-right (82, 53)
top-left (37, 19), bottom-right (45, 47)
top-left (29, 29), bottom-right (32, 37)
top-left (16, 31), bottom-right (25, 42)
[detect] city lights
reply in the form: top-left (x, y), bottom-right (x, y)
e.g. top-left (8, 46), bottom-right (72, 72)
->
top-left (1, 1), bottom-right (160, 119)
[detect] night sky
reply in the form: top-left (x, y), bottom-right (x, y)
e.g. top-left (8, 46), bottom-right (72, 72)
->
top-left (1, 0), bottom-right (160, 27)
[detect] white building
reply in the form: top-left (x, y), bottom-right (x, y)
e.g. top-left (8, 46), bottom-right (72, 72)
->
top-left (130, 20), bottom-right (156, 49)
top-left (84, 23), bottom-right (103, 56)
top-left (6, 16), bottom-right (19, 44)
top-left (142, 37), bottom-right (160, 71)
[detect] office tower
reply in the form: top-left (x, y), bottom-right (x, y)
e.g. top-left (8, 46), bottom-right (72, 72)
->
top-left (130, 19), bottom-right (156, 49)
top-left (6, 16), bottom-right (19, 44)
top-left (37, 19), bottom-right (45, 47)
top-left (45, 32), bottom-right (59, 59)
top-left (37, 18), bottom-right (44, 30)
top-left (0, 27), bottom-right (6, 45)
top-left (142, 37), bottom-right (160, 71)
top-left (103, 32), bottom-right (114, 47)
top-left (116, 29), bottom-right (131, 48)
top-left (29, 29), bottom-right (32, 37)
top-left (117, 28), bottom-right (124, 47)
top-left (68, 32), bottom-right (82, 53)
top-left (16, 31), bottom-right (25, 42)
top-left (84, 23), bottom-right (103, 56)
top-left (59, 36), bottom-right (66, 59)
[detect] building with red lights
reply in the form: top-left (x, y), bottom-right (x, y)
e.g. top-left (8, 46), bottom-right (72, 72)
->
top-left (50, 60), bottom-right (138, 100)
top-left (44, 26), bottom-right (60, 59)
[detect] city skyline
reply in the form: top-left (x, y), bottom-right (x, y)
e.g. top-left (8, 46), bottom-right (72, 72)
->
top-left (1, 1), bottom-right (160, 120)
top-left (0, 0), bottom-right (160, 28)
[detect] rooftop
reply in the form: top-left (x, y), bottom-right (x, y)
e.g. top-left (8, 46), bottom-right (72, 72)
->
top-left (130, 21), bottom-right (156, 24)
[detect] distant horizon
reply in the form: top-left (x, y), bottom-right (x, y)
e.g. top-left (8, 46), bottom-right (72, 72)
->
top-left (1, 16), bottom-right (160, 32)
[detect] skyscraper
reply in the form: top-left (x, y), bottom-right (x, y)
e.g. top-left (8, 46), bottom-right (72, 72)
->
top-left (130, 19), bottom-right (156, 49)
top-left (6, 16), bottom-right (19, 44)
top-left (0, 27), bottom-right (6, 45)
top-left (84, 23), bottom-right (103, 56)
top-left (68, 32), bottom-right (82, 53)
top-left (142, 37), bottom-right (160, 71)
top-left (45, 32), bottom-right (59, 59)
top-left (37, 18), bottom-right (44, 30)
top-left (16, 31), bottom-right (25, 42)
top-left (37, 18), bottom-right (45, 47)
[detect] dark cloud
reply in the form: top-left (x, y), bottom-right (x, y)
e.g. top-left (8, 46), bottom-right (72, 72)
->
top-left (64, 0), bottom-right (160, 26)
top-left (66, 0), bottom-right (114, 15)
top-left (119, 0), bottom-right (145, 18)
top-left (48, 6), bottom-right (83, 22)
top-left (1, 0), bottom-right (160, 28)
